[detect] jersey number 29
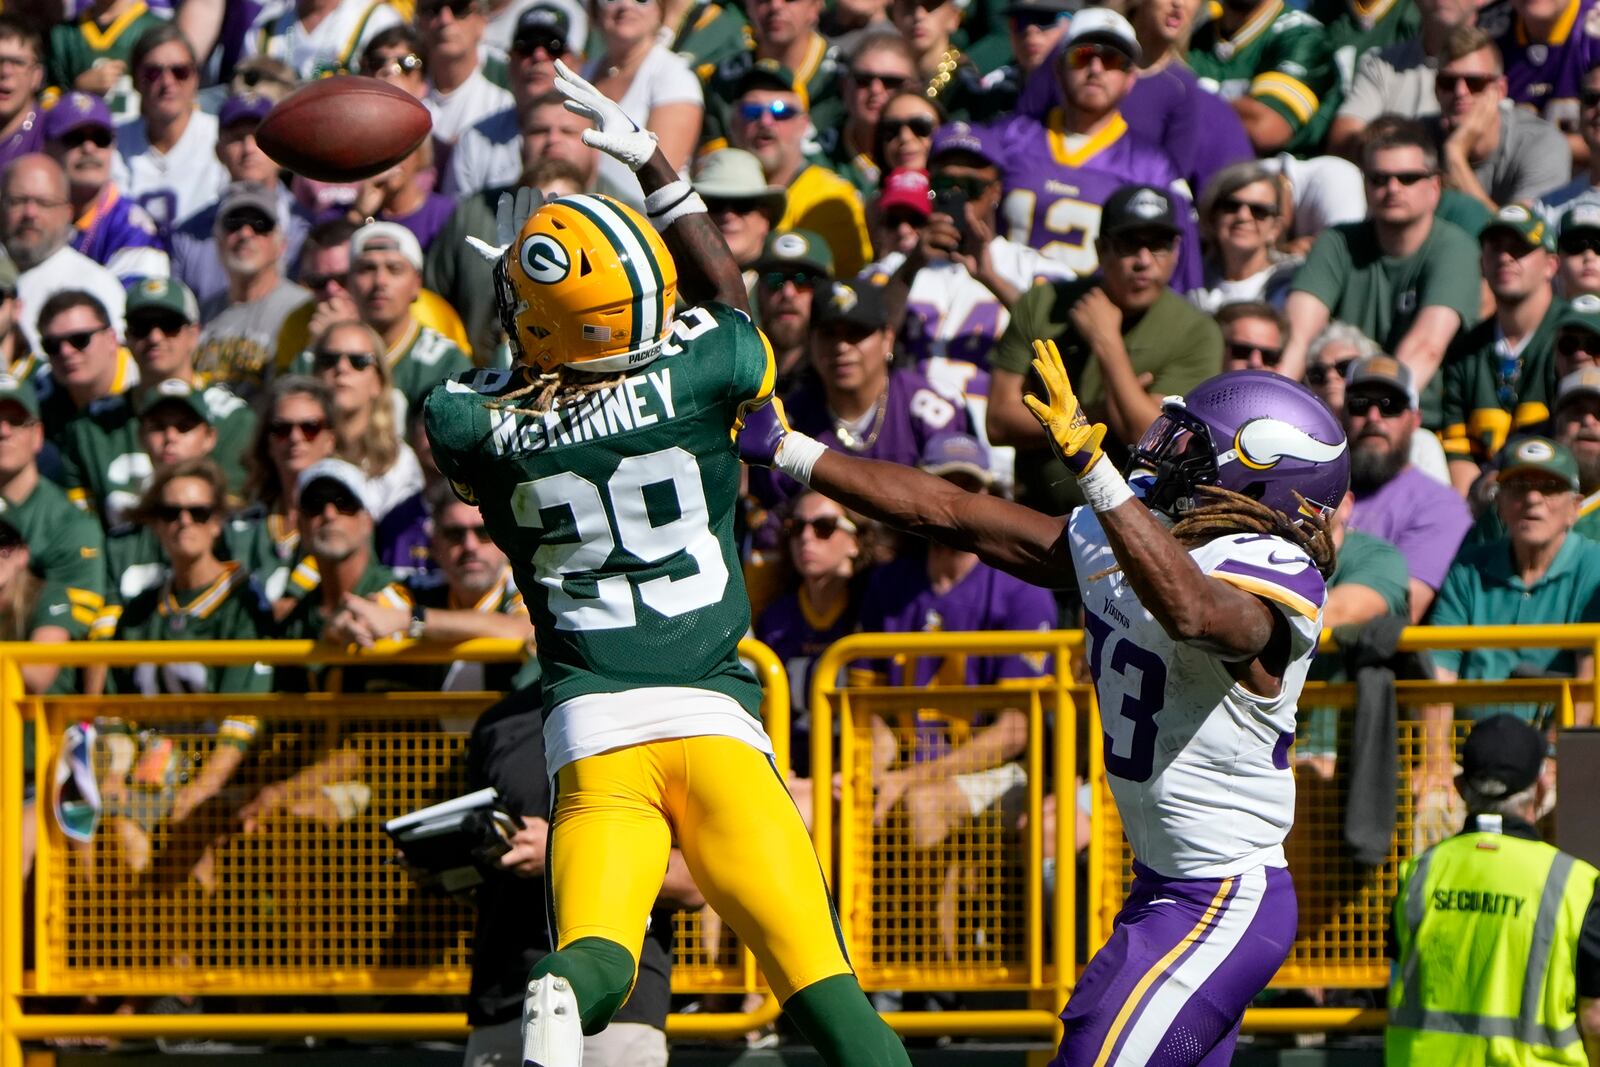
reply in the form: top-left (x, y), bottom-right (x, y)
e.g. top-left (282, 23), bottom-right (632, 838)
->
top-left (1083, 611), bottom-right (1168, 783)
top-left (511, 446), bottom-right (729, 631)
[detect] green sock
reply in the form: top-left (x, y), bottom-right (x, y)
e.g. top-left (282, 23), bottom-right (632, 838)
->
top-left (529, 936), bottom-right (637, 1035)
top-left (784, 973), bottom-right (912, 1067)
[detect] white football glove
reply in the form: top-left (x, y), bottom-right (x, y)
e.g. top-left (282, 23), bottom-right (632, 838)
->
top-left (465, 185), bottom-right (544, 263)
top-left (554, 59), bottom-right (659, 172)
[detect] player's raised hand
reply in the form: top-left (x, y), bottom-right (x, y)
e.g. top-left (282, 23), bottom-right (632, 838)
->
top-left (1023, 338), bottom-right (1107, 476)
top-left (465, 186), bottom-right (544, 263)
top-left (554, 59), bottom-right (660, 172)
top-left (735, 395), bottom-right (793, 467)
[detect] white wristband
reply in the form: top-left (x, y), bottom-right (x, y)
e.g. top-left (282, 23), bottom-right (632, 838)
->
top-left (1078, 459), bottom-right (1134, 513)
top-left (644, 180), bottom-right (706, 230)
top-left (775, 431), bottom-right (827, 486)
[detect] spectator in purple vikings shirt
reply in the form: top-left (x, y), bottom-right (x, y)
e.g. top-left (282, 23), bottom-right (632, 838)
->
top-left (853, 431), bottom-right (1056, 850)
top-left (336, 139), bottom-right (458, 253)
top-left (990, 9), bottom-right (1200, 290)
top-left (0, 18), bottom-right (45, 176)
top-left (43, 91), bottom-right (169, 286)
top-left (1484, 0), bottom-right (1600, 168)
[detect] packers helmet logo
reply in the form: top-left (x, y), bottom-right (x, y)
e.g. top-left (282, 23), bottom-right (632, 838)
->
top-left (1515, 438), bottom-right (1556, 462)
top-left (519, 234), bottom-right (571, 285)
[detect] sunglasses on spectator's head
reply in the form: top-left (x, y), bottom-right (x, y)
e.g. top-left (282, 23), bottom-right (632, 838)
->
top-left (1560, 234), bottom-right (1600, 256)
top-left (1305, 358), bottom-right (1357, 386)
top-left (152, 503), bottom-right (216, 524)
top-left (313, 349), bottom-right (377, 372)
top-left (41, 327), bottom-right (105, 358)
top-left (763, 269), bottom-right (823, 290)
top-left (784, 514), bottom-right (857, 539)
top-left (220, 209), bottom-right (276, 235)
top-left (1225, 341), bottom-right (1283, 366)
top-left (1345, 390), bottom-right (1408, 417)
top-left (302, 483), bottom-right (364, 516)
top-left (1065, 43), bottom-right (1131, 71)
top-left (1365, 169), bottom-right (1433, 187)
top-left (1559, 331), bottom-right (1600, 357)
top-left (512, 32), bottom-right (565, 57)
top-left (738, 99), bottom-right (804, 124)
top-left (268, 418), bottom-right (327, 441)
top-left (437, 522), bottom-right (488, 545)
top-left (880, 115), bottom-right (935, 139)
top-left (127, 314), bottom-right (189, 340)
top-left (850, 68), bottom-right (909, 91)
top-left (138, 62), bottom-right (194, 84)
top-left (363, 52), bottom-right (424, 78)
top-left (59, 127), bottom-right (112, 151)
top-left (1435, 71), bottom-right (1496, 94)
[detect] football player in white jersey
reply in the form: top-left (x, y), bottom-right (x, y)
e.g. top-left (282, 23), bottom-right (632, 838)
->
top-left (739, 341), bottom-right (1350, 1067)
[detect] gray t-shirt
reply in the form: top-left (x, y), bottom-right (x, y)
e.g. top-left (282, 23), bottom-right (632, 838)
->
top-left (195, 278), bottom-right (311, 401)
top-left (1338, 38), bottom-right (1438, 123)
top-left (1425, 103), bottom-right (1573, 207)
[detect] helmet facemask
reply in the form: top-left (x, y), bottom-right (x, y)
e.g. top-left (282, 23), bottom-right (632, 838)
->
top-left (1128, 405), bottom-right (1222, 519)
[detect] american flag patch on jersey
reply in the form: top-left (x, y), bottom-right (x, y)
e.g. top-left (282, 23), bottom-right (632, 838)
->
top-left (583, 325), bottom-right (612, 341)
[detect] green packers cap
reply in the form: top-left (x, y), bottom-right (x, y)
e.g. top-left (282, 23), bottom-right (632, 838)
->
top-left (753, 230), bottom-right (834, 279)
top-left (1558, 293), bottom-right (1600, 338)
top-left (1561, 200), bottom-right (1600, 240)
top-left (0, 373), bottom-right (39, 418)
top-left (135, 378), bottom-right (212, 423)
top-left (125, 277), bottom-right (200, 324)
top-left (1480, 203), bottom-right (1555, 253)
top-left (734, 59), bottom-right (809, 110)
top-left (1497, 435), bottom-right (1580, 491)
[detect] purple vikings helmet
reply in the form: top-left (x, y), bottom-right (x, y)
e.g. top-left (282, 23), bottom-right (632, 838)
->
top-left (1129, 370), bottom-right (1350, 523)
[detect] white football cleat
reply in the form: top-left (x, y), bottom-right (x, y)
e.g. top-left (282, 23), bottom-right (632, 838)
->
top-left (521, 974), bottom-right (582, 1067)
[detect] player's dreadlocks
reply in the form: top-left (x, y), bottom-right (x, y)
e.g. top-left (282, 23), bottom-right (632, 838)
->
top-left (1170, 485), bottom-right (1337, 579)
top-left (485, 365), bottom-right (625, 417)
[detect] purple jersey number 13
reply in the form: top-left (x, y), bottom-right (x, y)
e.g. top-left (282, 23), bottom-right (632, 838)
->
top-left (1083, 610), bottom-right (1168, 783)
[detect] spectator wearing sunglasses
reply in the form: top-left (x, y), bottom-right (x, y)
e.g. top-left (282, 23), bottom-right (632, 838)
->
top-left (360, 25), bottom-right (428, 99)
top-left (194, 182), bottom-right (312, 398)
top-left (483, 0), bottom-right (588, 68)
top-left (1343, 355), bottom-right (1471, 621)
top-left (697, 0), bottom-right (844, 149)
top-left (1191, 162), bottom-right (1299, 314)
top-left (31, 289), bottom-right (133, 445)
top-left (1280, 120), bottom-right (1481, 410)
top-left (816, 33), bottom-right (917, 194)
top-left (992, 11), bottom-right (1199, 288)
top-left (1186, 0), bottom-right (1340, 156)
top-left (729, 61), bottom-right (873, 275)
top-left (241, 0), bottom-right (403, 81)
top-left (1440, 205), bottom-right (1564, 492)
top-left (446, 5), bottom-right (577, 197)
top-left (112, 25), bottom-right (227, 234)
top-left (888, 0), bottom-right (982, 116)
top-left (420, 0), bottom-right (515, 150)
top-left (1328, 0), bottom-right (1472, 158)
top-left (46, 0), bottom-right (165, 121)
top-left (1557, 202), bottom-right (1600, 299)
top-left (275, 458), bottom-right (413, 693)
top-left (1216, 302), bottom-right (1290, 376)
top-left (232, 375), bottom-right (337, 602)
top-left (58, 280), bottom-right (257, 531)
top-left (1304, 319), bottom-right (1381, 421)
top-left (0, 17), bottom-right (45, 176)
top-left (43, 92), bottom-right (169, 286)
top-left (691, 147), bottom-right (788, 288)
top-left (976, 0), bottom-right (1074, 123)
top-left (873, 89), bottom-right (942, 178)
top-left (755, 229), bottom-right (832, 392)
top-left (4, 155), bottom-right (127, 354)
top-left (1426, 27), bottom-right (1571, 213)
top-left (171, 92), bottom-right (313, 309)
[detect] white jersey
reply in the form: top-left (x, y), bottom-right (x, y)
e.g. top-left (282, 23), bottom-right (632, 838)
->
top-left (243, 0), bottom-right (403, 79)
top-left (1068, 508), bottom-right (1324, 879)
top-left (424, 68), bottom-right (513, 146)
top-left (113, 111), bottom-right (228, 232)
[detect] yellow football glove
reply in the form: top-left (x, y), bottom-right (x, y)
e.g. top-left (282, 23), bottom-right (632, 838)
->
top-left (1021, 338), bottom-right (1107, 476)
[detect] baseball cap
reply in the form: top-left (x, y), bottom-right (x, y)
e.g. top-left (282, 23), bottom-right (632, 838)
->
top-left (813, 280), bottom-right (889, 333)
top-left (1064, 7), bottom-right (1142, 63)
top-left (1497, 435), bottom-right (1580, 491)
top-left (135, 378), bottom-right (212, 423)
top-left (733, 59), bottom-right (810, 110)
top-left (1480, 203), bottom-right (1555, 253)
top-left (919, 432), bottom-right (993, 486)
top-left (1100, 183), bottom-right (1181, 237)
top-left (877, 168), bottom-right (932, 219)
top-left (297, 458), bottom-right (376, 515)
top-left (125, 277), bottom-right (200, 325)
top-left (929, 121), bottom-right (1002, 168)
top-left (1345, 355), bottom-right (1419, 411)
top-left (1561, 201), bottom-right (1600, 242)
top-left (1558, 293), bottom-right (1600, 339)
top-left (0, 374), bottom-right (39, 419)
top-left (691, 149), bottom-right (787, 216)
top-left (43, 91), bottom-right (113, 142)
top-left (513, 2), bottom-right (571, 47)
top-left (1460, 714), bottom-right (1546, 799)
top-left (215, 182), bottom-right (278, 227)
top-left (753, 229), bottom-right (834, 278)
top-left (1557, 366), bottom-right (1600, 411)
top-left (219, 92), bottom-right (274, 130)
top-left (350, 221), bottom-right (423, 271)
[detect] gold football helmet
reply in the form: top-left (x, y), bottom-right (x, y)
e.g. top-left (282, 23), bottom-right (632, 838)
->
top-left (495, 193), bottom-right (679, 374)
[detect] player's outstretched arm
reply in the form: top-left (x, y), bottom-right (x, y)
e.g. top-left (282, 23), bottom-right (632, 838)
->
top-left (1023, 340), bottom-right (1281, 662)
top-left (553, 61), bottom-right (749, 314)
top-left (739, 400), bottom-right (1073, 588)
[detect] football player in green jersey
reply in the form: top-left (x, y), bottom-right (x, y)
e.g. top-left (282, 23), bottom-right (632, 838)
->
top-left (423, 62), bottom-right (909, 1067)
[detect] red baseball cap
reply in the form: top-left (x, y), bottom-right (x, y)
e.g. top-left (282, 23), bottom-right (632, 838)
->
top-left (877, 168), bottom-right (931, 218)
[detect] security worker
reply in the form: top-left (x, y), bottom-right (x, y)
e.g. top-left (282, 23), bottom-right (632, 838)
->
top-left (1387, 715), bottom-right (1600, 1066)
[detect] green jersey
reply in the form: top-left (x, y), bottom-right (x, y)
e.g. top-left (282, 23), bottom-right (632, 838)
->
top-left (424, 302), bottom-right (773, 716)
top-left (105, 562), bottom-right (275, 695)
top-left (46, 3), bottom-right (166, 120)
top-left (403, 567), bottom-right (534, 692)
top-left (671, 0), bottom-right (749, 68)
top-left (697, 37), bottom-right (844, 154)
top-left (1308, 0), bottom-right (1420, 91)
top-left (55, 384), bottom-right (256, 525)
top-left (225, 508), bottom-right (302, 603)
top-left (1189, 0), bottom-right (1342, 157)
top-left (276, 554), bottom-right (411, 692)
top-left (0, 475), bottom-right (106, 622)
top-left (292, 322), bottom-right (471, 422)
top-left (98, 522), bottom-right (165, 622)
top-left (1440, 300), bottom-right (1562, 465)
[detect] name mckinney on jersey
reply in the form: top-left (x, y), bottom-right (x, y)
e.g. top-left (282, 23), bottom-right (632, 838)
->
top-left (487, 366), bottom-right (679, 456)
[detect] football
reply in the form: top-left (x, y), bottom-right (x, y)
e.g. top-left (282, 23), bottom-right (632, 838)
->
top-left (256, 77), bottom-right (432, 184)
